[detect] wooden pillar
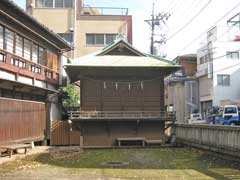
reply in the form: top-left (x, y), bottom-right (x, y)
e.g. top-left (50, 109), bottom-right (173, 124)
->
top-left (159, 75), bottom-right (165, 111)
top-left (78, 124), bottom-right (84, 152)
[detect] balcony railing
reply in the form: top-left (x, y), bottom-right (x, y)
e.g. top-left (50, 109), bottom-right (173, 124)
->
top-left (68, 111), bottom-right (176, 121)
top-left (0, 49), bottom-right (59, 84)
top-left (81, 6), bottom-right (128, 16)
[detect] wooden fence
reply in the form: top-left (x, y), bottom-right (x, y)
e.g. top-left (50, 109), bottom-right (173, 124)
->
top-left (174, 124), bottom-right (240, 157)
top-left (0, 97), bottom-right (46, 145)
top-left (51, 120), bottom-right (80, 145)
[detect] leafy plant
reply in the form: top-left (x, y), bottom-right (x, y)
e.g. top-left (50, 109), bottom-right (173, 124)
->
top-left (60, 84), bottom-right (80, 108)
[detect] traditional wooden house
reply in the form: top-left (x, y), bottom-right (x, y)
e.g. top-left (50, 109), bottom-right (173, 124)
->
top-left (0, 0), bottom-right (71, 146)
top-left (64, 38), bottom-right (179, 148)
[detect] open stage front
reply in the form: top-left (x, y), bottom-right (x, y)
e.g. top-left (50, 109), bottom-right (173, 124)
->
top-left (73, 121), bottom-right (166, 147)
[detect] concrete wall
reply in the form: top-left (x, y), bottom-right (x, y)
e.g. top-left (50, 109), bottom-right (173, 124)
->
top-left (75, 19), bottom-right (127, 57)
top-left (174, 123), bottom-right (240, 158)
top-left (31, 8), bottom-right (74, 33)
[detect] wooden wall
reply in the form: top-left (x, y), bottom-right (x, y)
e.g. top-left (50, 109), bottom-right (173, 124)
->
top-left (51, 120), bottom-right (80, 145)
top-left (0, 97), bottom-right (46, 145)
top-left (81, 78), bottom-right (164, 111)
top-left (81, 122), bottom-right (165, 147)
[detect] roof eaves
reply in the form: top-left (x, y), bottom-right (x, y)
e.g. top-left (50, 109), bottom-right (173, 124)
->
top-left (97, 38), bottom-right (146, 56)
top-left (145, 54), bottom-right (177, 66)
top-left (2, 0), bottom-right (72, 50)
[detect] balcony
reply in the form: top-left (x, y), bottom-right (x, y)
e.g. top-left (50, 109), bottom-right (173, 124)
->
top-left (68, 111), bottom-right (176, 122)
top-left (81, 6), bottom-right (128, 16)
top-left (0, 49), bottom-right (59, 85)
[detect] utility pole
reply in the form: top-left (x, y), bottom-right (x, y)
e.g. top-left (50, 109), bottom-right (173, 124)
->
top-left (145, 3), bottom-right (170, 56)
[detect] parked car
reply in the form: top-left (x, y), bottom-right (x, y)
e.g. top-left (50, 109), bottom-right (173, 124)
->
top-left (219, 105), bottom-right (240, 125)
top-left (188, 113), bottom-right (206, 124)
top-left (206, 106), bottom-right (220, 124)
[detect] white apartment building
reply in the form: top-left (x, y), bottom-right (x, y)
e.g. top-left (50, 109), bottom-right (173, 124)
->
top-left (197, 13), bottom-right (240, 118)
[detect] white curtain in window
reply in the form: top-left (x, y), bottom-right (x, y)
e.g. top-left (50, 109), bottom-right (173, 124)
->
top-left (16, 35), bottom-right (23, 57)
top-left (24, 39), bottom-right (31, 60)
top-left (39, 47), bottom-right (45, 65)
top-left (32, 44), bottom-right (38, 63)
top-left (5, 28), bottom-right (14, 53)
top-left (0, 26), bottom-right (3, 49)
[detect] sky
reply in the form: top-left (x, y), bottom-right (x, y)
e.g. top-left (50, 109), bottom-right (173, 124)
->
top-left (13, 0), bottom-right (240, 60)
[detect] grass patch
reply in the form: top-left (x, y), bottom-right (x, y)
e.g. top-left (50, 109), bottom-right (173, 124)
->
top-left (0, 147), bottom-right (240, 179)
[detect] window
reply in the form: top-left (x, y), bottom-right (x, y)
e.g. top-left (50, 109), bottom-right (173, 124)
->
top-left (95, 34), bottom-right (104, 45)
top-left (45, 70), bottom-right (53, 79)
top-left (36, 0), bottom-right (44, 7)
top-left (5, 28), bottom-right (14, 53)
top-left (217, 75), bottom-right (230, 86)
top-left (86, 33), bottom-right (118, 45)
top-left (45, 0), bottom-right (53, 7)
top-left (36, 0), bottom-right (73, 8)
top-left (0, 53), bottom-right (5, 62)
top-left (39, 46), bottom-right (45, 65)
top-left (64, 0), bottom-right (73, 7)
top-left (32, 44), bottom-right (38, 63)
top-left (58, 33), bottom-right (73, 43)
top-left (224, 107), bottom-right (237, 114)
top-left (11, 58), bottom-right (26, 68)
top-left (24, 39), bottom-right (31, 60)
top-left (16, 35), bottom-right (23, 56)
top-left (226, 51), bottom-right (239, 59)
top-left (199, 56), bottom-right (204, 64)
top-left (55, 0), bottom-right (63, 7)
top-left (0, 25), bottom-right (3, 49)
top-left (29, 64), bottom-right (41, 74)
top-left (106, 34), bottom-right (117, 44)
top-left (86, 34), bottom-right (95, 45)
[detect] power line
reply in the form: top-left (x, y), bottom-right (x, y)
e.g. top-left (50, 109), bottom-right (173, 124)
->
top-left (165, 0), bottom-right (179, 13)
top-left (197, 47), bottom-right (240, 75)
top-left (169, 0), bottom-right (204, 27)
top-left (177, 1), bottom-right (240, 55)
top-left (167, 0), bottom-right (212, 41)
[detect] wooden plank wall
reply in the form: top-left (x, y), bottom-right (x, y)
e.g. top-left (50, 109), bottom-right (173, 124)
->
top-left (51, 120), bottom-right (80, 145)
top-left (81, 79), bottom-right (164, 111)
top-left (0, 97), bottom-right (46, 145)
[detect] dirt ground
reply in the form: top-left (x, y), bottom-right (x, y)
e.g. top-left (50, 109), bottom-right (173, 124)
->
top-left (0, 147), bottom-right (240, 180)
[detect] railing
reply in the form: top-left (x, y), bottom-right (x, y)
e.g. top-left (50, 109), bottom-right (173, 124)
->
top-left (174, 124), bottom-right (240, 156)
top-left (68, 111), bottom-right (176, 121)
top-left (0, 49), bottom-right (59, 84)
top-left (81, 7), bottom-right (128, 16)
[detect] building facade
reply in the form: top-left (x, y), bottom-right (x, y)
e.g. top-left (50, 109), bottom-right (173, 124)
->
top-left (196, 13), bottom-right (240, 118)
top-left (64, 38), bottom-right (178, 147)
top-left (165, 54), bottom-right (198, 123)
top-left (0, 0), bottom-right (71, 144)
top-left (26, 0), bottom-right (132, 58)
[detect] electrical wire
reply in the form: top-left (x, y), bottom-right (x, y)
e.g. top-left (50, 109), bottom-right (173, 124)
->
top-left (196, 47), bottom-right (240, 75)
top-left (177, 1), bottom-right (240, 55)
top-left (167, 0), bottom-right (212, 41)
